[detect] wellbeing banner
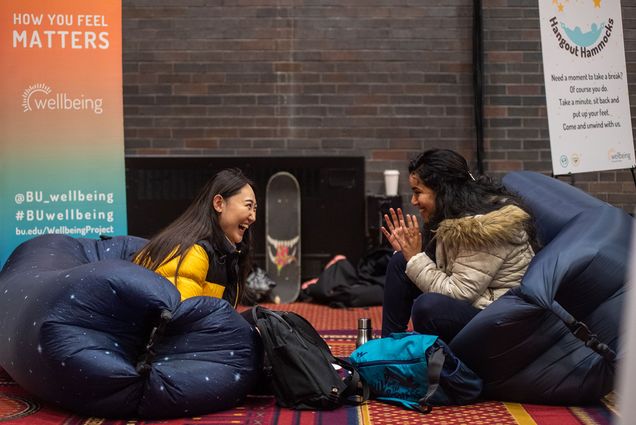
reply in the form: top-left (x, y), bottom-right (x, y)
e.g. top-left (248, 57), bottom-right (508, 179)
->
top-left (0, 1), bottom-right (127, 266)
top-left (538, 0), bottom-right (635, 174)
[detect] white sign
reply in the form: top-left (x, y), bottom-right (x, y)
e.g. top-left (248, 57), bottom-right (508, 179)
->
top-left (539, 0), bottom-right (635, 174)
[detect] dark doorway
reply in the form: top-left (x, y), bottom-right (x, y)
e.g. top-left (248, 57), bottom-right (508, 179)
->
top-left (125, 156), bottom-right (366, 280)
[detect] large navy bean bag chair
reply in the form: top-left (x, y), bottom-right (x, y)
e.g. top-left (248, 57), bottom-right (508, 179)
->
top-left (0, 234), bottom-right (261, 418)
top-left (451, 171), bottom-right (632, 404)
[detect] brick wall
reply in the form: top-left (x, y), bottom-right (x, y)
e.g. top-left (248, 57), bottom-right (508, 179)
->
top-left (482, 0), bottom-right (636, 210)
top-left (122, 0), bottom-right (636, 212)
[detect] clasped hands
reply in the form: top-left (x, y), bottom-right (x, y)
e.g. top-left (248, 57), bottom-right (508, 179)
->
top-left (381, 208), bottom-right (422, 261)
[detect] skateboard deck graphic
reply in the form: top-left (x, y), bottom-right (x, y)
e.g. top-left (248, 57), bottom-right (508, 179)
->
top-left (266, 172), bottom-right (301, 304)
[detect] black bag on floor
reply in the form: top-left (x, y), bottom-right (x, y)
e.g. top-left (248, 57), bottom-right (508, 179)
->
top-left (251, 306), bottom-right (367, 410)
top-left (306, 248), bottom-right (392, 308)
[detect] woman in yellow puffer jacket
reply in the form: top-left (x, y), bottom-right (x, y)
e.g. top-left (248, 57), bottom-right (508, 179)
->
top-left (134, 168), bottom-right (257, 308)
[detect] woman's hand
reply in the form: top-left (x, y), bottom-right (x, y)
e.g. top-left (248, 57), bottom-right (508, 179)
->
top-left (381, 208), bottom-right (422, 261)
top-left (381, 207), bottom-right (403, 252)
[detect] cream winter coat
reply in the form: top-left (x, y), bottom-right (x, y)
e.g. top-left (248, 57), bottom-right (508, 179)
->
top-left (405, 204), bottom-right (535, 309)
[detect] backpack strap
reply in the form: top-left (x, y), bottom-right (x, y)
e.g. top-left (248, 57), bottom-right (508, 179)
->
top-left (417, 346), bottom-right (445, 413)
top-left (251, 305), bottom-right (262, 324)
top-left (334, 357), bottom-right (370, 404)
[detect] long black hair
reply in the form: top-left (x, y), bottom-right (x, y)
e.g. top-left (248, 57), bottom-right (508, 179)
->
top-left (408, 149), bottom-right (538, 254)
top-left (134, 168), bottom-right (254, 302)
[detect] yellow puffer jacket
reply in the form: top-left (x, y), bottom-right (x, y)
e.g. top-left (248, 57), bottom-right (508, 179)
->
top-left (154, 241), bottom-right (240, 307)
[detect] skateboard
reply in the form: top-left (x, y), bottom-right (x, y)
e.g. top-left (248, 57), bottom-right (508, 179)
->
top-left (266, 171), bottom-right (301, 304)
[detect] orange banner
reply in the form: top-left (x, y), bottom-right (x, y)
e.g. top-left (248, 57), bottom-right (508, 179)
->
top-left (0, 1), bottom-right (126, 266)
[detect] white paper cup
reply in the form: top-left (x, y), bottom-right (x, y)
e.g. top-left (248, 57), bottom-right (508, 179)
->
top-left (383, 169), bottom-right (400, 196)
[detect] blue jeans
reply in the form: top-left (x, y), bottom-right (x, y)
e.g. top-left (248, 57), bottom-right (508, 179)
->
top-left (381, 252), bottom-right (480, 343)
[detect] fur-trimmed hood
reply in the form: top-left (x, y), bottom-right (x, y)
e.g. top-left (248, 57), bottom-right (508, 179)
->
top-left (434, 204), bottom-right (530, 253)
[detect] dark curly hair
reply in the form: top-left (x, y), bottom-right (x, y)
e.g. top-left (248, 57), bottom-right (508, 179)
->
top-left (408, 149), bottom-right (539, 255)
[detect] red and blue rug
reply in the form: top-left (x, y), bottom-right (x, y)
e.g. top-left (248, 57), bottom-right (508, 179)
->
top-left (0, 304), bottom-right (615, 424)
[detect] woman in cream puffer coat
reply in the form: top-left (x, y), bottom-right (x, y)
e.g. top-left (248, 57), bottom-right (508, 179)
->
top-left (381, 149), bottom-right (537, 343)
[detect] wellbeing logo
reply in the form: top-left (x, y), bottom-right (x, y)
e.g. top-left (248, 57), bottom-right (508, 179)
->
top-left (22, 83), bottom-right (104, 114)
top-left (547, 0), bottom-right (614, 59)
top-left (608, 149), bottom-right (631, 163)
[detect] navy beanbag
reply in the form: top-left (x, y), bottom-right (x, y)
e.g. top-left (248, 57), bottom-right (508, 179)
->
top-left (0, 234), bottom-right (260, 418)
top-left (451, 171), bottom-right (632, 404)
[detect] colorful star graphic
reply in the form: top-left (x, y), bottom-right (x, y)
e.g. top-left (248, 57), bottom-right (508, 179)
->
top-left (552, 0), bottom-right (601, 17)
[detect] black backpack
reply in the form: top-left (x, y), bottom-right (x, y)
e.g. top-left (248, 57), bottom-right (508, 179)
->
top-left (251, 306), bottom-right (367, 410)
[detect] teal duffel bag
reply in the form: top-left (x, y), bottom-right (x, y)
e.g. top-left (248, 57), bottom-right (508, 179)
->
top-left (349, 332), bottom-right (482, 413)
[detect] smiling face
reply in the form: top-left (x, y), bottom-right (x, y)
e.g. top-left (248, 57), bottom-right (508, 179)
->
top-left (408, 173), bottom-right (436, 224)
top-left (214, 184), bottom-right (257, 244)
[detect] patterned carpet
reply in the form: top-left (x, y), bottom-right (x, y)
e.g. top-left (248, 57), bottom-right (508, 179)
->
top-left (0, 303), bottom-right (615, 424)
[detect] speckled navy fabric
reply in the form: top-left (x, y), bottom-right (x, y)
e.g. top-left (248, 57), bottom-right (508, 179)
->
top-left (0, 235), bottom-right (260, 418)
